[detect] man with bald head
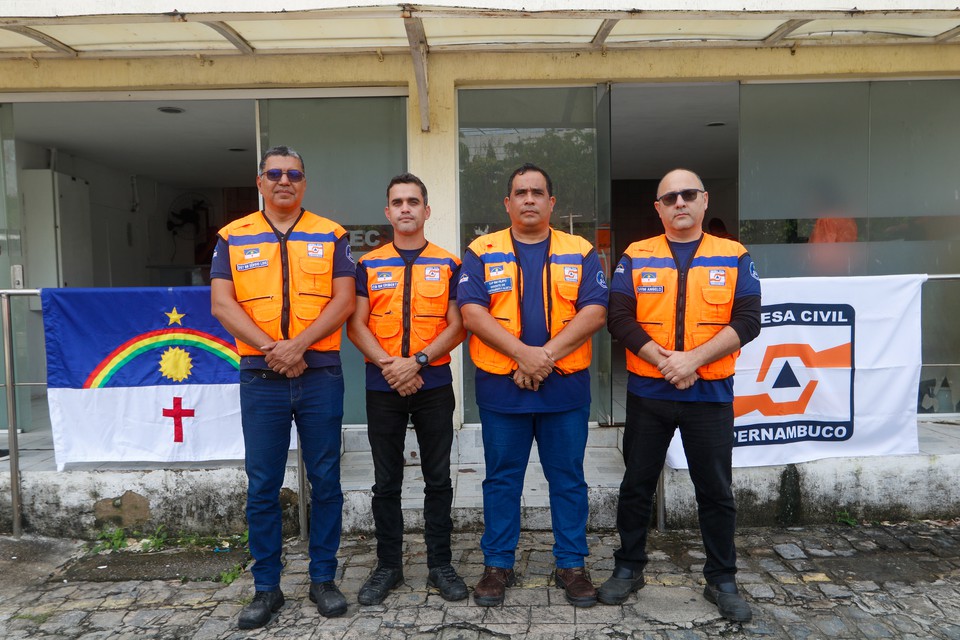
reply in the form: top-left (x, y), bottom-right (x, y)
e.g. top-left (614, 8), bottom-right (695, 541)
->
top-left (600, 169), bottom-right (761, 623)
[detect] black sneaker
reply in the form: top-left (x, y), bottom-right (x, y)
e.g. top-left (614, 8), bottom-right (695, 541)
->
top-left (237, 589), bottom-right (284, 629)
top-left (597, 566), bottom-right (645, 605)
top-left (704, 582), bottom-right (752, 622)
top-left (427, 564), bottom-right (468, 601)
top-left (309, 581), bottom-right (348, 617)
top-left (357, 565), bottom-right (404, 605)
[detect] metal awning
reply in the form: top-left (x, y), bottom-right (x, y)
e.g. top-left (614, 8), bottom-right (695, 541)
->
top-left (2, 2), bottom-right (959, 130)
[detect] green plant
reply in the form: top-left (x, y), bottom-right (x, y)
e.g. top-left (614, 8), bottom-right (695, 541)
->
top-left (91, 526), bottom-right (128, 553)
top-left (836, 510), bottom-right (858, 527)
top-left (219, 562), bottom-right (244, 585)
top-left (13, 612), bottom-right (52, 624)
top-left (141, 525), bottom-right (169, 552)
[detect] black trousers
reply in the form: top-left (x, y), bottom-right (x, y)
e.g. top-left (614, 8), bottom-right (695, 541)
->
top-left (614, 393), bottom-right (738, 584)
top-left (366, 384), bottom-right (456, 569)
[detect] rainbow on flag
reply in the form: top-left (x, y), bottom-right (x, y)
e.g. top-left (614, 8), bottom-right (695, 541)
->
top-left (42, 287), bottom-right (246, 470)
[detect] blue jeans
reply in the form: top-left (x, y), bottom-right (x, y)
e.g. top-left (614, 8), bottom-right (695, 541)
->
top-left (479, 406), bottom-right (590, 569)
top-left (366, 384), bottom-right (455, 569)
top-left (615, 393), bottom-right (737, 584)
top-left (240, 367), bottom-right (344, 590)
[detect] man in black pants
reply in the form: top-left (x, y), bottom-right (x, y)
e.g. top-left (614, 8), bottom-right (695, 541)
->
top-left (600, 168), bottom-right (761, 623)
top-left (347, 173), bottom-right (468, 605)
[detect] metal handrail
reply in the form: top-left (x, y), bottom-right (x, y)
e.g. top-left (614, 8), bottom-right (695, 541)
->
top-left (2, 289), bottom-right (40, 538)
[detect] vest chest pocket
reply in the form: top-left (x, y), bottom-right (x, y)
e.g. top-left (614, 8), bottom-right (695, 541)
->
top-left (297, 257), bottom-right (332, 297)
top-left (699, 286), bottom-right (732, 323)
top-left (555, 282), bottom-right (580, 324)
top-left (373, 314), bottom-right (402, 339)
top-left (413, 280), bottom-right (448, 316)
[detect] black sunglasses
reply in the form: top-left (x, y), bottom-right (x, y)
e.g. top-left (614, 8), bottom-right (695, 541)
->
top-left (261, 169), bottom-right (305, 183)
top-left (656, 188), bottom-right (703, 206)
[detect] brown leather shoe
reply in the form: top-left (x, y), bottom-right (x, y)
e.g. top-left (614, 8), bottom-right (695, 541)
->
top-left (473, 566), bottom-right (516, 607)
top-left (555, 566), bottom-right (598, 607)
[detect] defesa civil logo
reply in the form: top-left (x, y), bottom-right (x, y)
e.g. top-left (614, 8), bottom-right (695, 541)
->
top-left (733, 303), bottom-right (854, 447)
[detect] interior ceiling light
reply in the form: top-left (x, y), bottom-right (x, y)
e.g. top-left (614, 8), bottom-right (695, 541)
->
top-left (706, 121), bottom-right (726, 127)
top-left (157, 106), bottom-right (185, 114)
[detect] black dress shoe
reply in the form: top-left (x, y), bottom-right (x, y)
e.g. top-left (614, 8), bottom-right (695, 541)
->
top-left (427, 564), bottom-right (468, 601)
top-left (237, 589), bottom-right (284, 629)
top-left (704, 582), bottom-right (752, 622)
top-left (597, 566), bottom-right (645, 605)
top-left (309, 581), bottom-right (348, 617)
top-left (357, 565), bottom-right (404, 605)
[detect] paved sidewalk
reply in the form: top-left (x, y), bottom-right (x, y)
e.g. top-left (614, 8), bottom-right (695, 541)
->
top-left (1, 521), bottom-right (959, 639)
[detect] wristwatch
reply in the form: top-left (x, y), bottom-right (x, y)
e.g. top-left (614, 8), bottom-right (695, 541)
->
top-left (414, 351), bottom-right (430, 368)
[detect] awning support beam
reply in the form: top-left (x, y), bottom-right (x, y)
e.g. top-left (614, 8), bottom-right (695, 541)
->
top-left (403, 9), bottom-right (430, 132)
top-left (202, 21), bottom-right (255, 55)
top-left (2, 25), bottom-right (77, 56)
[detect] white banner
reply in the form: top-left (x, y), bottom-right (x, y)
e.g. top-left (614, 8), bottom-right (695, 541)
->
top-left (666, 274), bottom-right (926, 469)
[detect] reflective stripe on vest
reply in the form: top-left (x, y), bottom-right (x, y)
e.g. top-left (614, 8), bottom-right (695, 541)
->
top-left (219, 210), bottom-right (346, 356)
top-left (358, 242), bottom-right (459, 365)
top-left (624, 233), bottom-right (745, 381)
top-left (466, 227), bottom-right (593, 375)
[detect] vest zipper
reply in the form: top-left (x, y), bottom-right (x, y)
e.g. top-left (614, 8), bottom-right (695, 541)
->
top-left (669, 237), bottom-right (702, 352)
top-left (267, 208), bottom-right (304, 341)
top-left (402, 259), bottom-right (413, 357)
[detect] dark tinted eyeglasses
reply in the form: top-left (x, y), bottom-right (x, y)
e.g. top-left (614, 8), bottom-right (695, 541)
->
top-left (261, 169), bottom-right (305, 183)
top-left (656, 189), bottom-right (703, 206)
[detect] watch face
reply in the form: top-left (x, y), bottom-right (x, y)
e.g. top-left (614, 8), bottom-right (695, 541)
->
top-left (416, 353), bottom-right (429, 366)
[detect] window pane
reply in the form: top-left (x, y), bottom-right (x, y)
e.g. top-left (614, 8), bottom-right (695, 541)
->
top-left (260, 97), bottom-right (407, 424)
top-left (458, 87), bottom-right (599, 424)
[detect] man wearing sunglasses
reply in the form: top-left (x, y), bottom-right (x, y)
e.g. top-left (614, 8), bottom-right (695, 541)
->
top-left (347, 173), bottom-right (468, 606)
top-left (601, 168), bottom-right (761, 623)
top-left (458, 163), bottom-right (608, 608)
top-left (211, 145), bottom-right (356, 629)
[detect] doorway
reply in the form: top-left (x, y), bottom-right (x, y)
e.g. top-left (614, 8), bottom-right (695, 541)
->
top-left (607, 82), bottom-right (740, 423)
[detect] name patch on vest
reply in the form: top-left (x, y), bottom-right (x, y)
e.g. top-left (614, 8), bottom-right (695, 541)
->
top-left (563, 266), bottom-right (580, 282)
top-left (637, 285), bottom-right (664, 294)
top-left (485, 277), bottom-right (513, 294)
top-left (424, 266), bottom-right (441, 281)
top-left (371, 282), bottom-right (399, 291)
top-left (237, 260), bottom-right (268, 272)
top-left (307, 243), bottom-right (324, 258)
top-left (709, 269), bottom-right (726, 286)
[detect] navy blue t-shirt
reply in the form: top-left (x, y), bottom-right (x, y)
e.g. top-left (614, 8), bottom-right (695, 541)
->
top-left (458, 236), bottom-right (608, 414)
top-left (356, 245), bottom-right (459, 393)
top-left (609, 238), bottom-right (761, 402)
top-left (209, 214), bottom-right (355, 369)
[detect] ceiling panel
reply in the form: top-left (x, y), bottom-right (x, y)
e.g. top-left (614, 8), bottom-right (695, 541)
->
top-left (38, 22), bottom-right (234, 51)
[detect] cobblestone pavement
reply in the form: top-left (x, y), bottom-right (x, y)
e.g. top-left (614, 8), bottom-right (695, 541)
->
top-left (1, 520), bottom-right (959, 639)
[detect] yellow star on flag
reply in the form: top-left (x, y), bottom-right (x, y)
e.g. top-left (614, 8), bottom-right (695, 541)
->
top-left (166, 307), bottom-right (186, 326)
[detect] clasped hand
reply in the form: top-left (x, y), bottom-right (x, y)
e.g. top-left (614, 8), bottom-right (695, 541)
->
top-left (656, 346), bottom-right (699, 390)
top-left (262, 340), bottom-right (307, 378)
top-left (512, 345), bottom-right (555, 391)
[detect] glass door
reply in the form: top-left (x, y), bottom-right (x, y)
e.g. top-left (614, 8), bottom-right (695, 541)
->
top-left (593, 84), bottom-right (614, 425)
top-left (259, 96), bottom-right (408, 425)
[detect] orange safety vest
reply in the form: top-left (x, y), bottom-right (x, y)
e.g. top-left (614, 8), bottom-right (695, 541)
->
top-left (219, 210), bottom-right (348, 356)
top-left (466, 227), bottom-right (594, 375)
top-left (624, 233), bottom-right (745, 381)
top-left (357, 242), bottom-right (460, 365)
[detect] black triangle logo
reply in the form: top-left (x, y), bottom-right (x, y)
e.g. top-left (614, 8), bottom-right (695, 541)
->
top-left (773, 361), bottom-right (801, 389)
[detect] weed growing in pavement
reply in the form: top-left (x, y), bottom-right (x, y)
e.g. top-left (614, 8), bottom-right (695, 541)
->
top-left (219, 562), bottom-right (245, 585)
top-left (140, 525), bottom-right (169, 552)
top-left (13, 612), bottom-right (53, 624)
top-left (836, 510), bottom-right (859, 527)
top-left (86, 526), bottom-right (248, 555)
top-left (90, 526), bottom-right (128, 553)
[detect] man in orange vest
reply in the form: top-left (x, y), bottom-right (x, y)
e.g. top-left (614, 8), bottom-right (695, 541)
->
top-left (347, 173), bottom-right (468, 605)
top-left (458, 163), bottom-right (608, 608)
top-left (211, 146), bottom-right (356, 629)
top-left (600, 168), bottom-right (761, 622)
